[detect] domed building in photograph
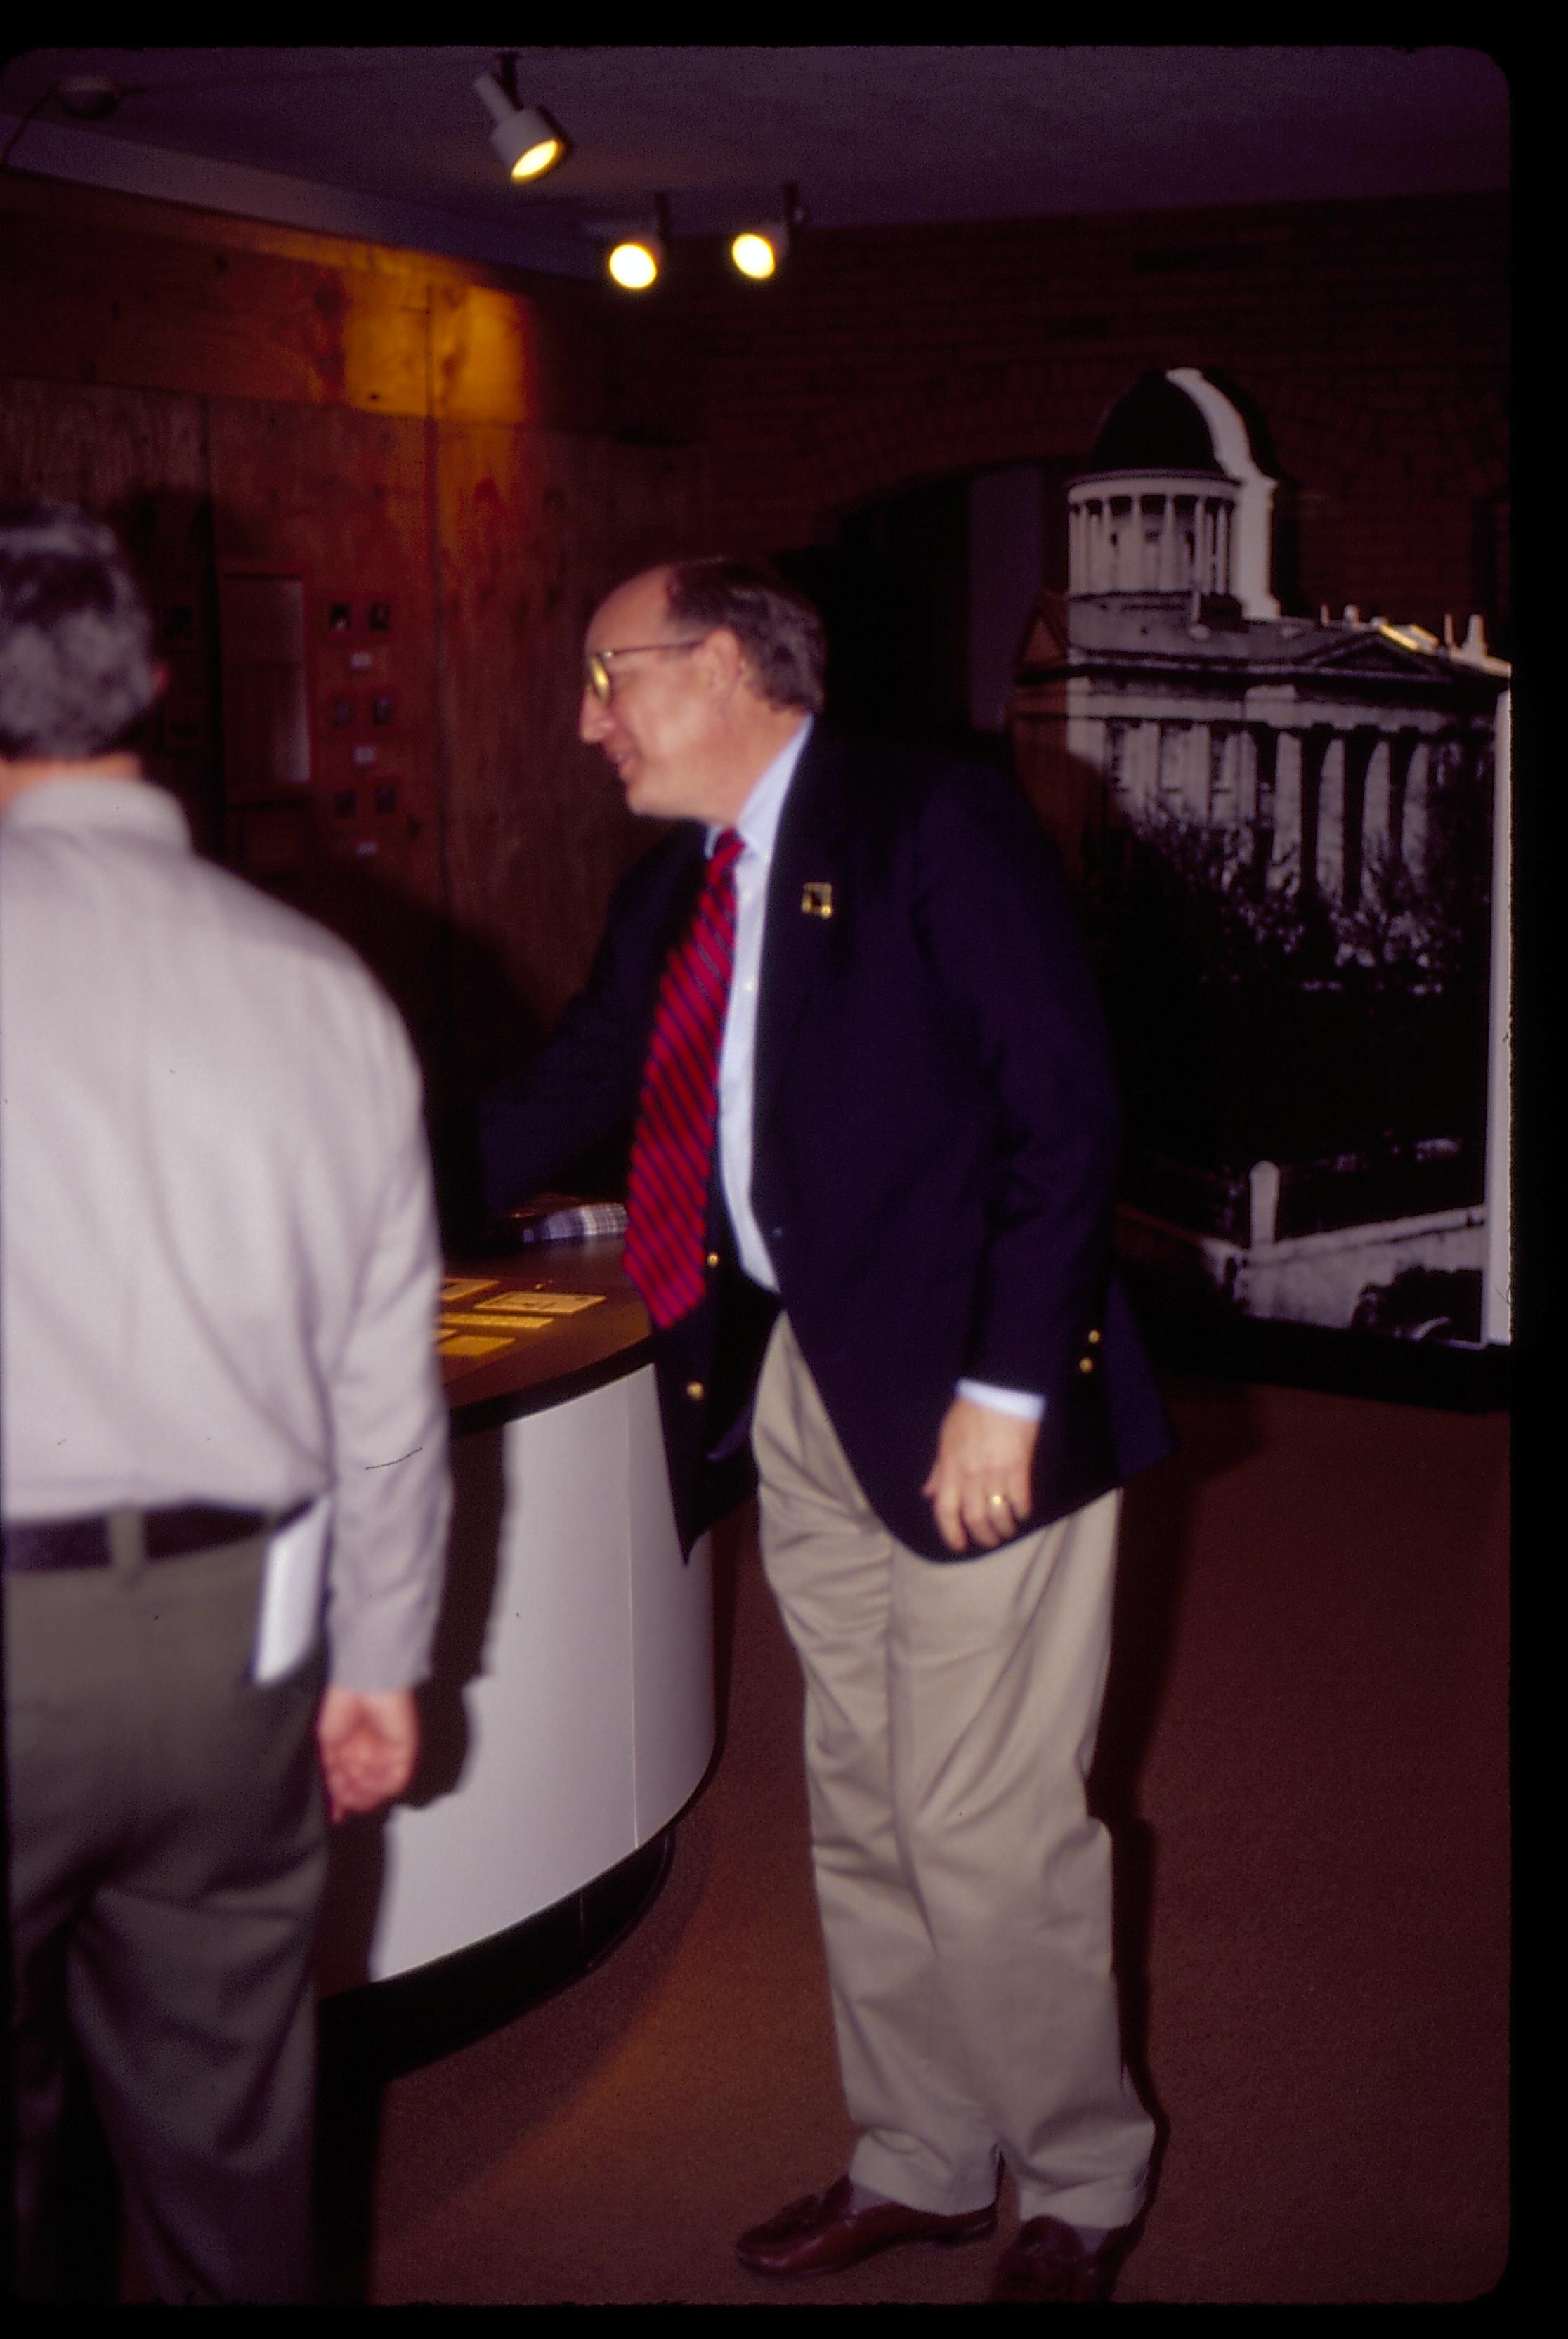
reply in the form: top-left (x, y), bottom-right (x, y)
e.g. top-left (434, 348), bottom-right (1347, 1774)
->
top-left (1010, 369), bottom-right (1509, 1343)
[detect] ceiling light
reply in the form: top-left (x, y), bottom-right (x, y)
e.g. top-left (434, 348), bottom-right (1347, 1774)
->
top-left (729, 231), bottom-right (779, 280)
top-left (599, 195), bottom-right (672, 294)
top-left (607, 235), bottom-right (662, 292)
top-left (472, 56), bottom-right (569, 184)
top-left (727, 185), bottom-right (806, 284)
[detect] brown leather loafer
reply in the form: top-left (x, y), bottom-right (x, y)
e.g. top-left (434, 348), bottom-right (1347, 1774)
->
top-left (736, 2175), bottom-right (998, 2276)
top-left (988, 2214), bottom-right (1129, 2303)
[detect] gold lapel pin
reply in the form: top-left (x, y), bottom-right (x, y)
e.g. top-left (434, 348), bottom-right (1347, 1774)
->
top-left (801, 881), bottom-right (834, 919)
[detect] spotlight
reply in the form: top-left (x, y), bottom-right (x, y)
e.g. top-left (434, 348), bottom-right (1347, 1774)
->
top-left (601, 195), bottom-right (671, 294)
top-left (729, 231), bottom-right (779, 280)
top-left (473, 56), bottom-right (569, 183)
top-left (608, 235), bottom-right (662, 291)
top-left (727, 184), bottom-right (806, 282)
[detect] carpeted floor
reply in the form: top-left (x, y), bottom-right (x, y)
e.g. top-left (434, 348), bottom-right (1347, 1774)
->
top-left (358, 1374), bottom-right (1510, 2306)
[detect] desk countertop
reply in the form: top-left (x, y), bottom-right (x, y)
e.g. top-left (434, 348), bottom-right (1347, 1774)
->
top-left (437, 1237), bottom-right (653, 1436)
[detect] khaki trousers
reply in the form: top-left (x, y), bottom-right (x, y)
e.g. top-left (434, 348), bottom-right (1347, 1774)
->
top-left (5, 1522), bottom-right (327, 2303)
top-left (753, 1316), bottom-right (1154, 2229)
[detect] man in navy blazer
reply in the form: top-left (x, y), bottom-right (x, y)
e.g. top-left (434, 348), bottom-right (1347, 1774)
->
top-left (479, 557), bottom-right (1170, 2304)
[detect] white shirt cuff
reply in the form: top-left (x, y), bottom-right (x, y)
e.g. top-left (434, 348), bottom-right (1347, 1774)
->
top-left (956, 1378), bottom-right (1046, 1423)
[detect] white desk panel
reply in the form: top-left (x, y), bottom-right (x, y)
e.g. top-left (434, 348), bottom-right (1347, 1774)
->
top-left (339, 1364), bottom-right (713, 1986)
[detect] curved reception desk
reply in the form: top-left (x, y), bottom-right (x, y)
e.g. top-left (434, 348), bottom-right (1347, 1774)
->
top-left (317, 1239), bottom-right (714, 2061)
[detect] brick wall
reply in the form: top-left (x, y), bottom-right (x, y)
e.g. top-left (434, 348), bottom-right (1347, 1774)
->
top-left (651, 190), bottom-right (1508, 643)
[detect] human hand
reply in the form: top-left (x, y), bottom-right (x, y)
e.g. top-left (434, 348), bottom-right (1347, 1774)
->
top-left (921, 1397), bottom-right (1038, 1554)
top-left (315, 1686), bottom-right (420, 1823)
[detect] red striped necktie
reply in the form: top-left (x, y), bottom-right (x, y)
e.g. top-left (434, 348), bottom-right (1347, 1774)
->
top-left (623, 828), bottom-right (745, 1329)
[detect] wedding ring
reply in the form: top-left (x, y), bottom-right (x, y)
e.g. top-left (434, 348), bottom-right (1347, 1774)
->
top-left (986, 1492), bottom-right (1008, 1509)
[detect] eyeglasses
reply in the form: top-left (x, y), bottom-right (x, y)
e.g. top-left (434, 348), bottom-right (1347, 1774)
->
top-left (584, 637), bottom-right (709, 705)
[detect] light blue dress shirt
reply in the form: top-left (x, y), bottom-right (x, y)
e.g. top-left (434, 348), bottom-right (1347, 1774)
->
top-left (710, 719), bottom-right (1044, 1426)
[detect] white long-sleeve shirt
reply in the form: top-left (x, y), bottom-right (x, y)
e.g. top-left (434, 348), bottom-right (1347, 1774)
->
top-left (0, 776), bottom-right (450, 1688)
top-left (712, 722), bottom-right (1043, 1426)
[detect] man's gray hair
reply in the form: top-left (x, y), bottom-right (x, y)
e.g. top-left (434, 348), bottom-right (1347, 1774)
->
top-left (665, 556), bottom-right (826, 714)
top-left (0, 500), bottom-right (160, 761)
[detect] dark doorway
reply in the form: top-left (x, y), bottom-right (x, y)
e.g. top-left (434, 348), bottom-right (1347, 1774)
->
top-left (777, 478), bottom-right (969, 748)
top-left (776, 458), bottom-right (1078, 760)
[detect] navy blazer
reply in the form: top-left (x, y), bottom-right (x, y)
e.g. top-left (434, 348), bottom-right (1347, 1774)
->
top-left (480, 725), bottom-right (1172, 1557)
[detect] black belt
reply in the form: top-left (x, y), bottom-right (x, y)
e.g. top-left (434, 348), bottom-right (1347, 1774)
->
top-left (1, 1504), bottom-right (276, 1575)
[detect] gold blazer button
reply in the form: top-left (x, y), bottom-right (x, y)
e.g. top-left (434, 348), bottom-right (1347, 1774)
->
top-left (705, 1252), bottom-right (721, 1271)
top-left (686, 1380), bottom-right (706, 1403)
top-left (1078, 1356), bottom-right (1095, 1375)
top-left (1087, 1327), bottom-right (1102, 1345)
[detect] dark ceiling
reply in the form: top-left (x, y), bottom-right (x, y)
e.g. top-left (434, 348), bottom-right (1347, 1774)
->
top-left (1, 45), bottom-right (1509, 280)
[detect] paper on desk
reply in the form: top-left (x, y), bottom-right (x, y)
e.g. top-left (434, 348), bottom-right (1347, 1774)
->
top-left (438, 1331), bottom-right (512, 1356)
top-left (440, 1276), bottom-right (496, 1303)
top-left (439, 1310), bottom-right (550, 1333)
top-left (476, 1290), bottom-right (603, 1316)
top-left (251, 1495), bottom-right (332, 1683)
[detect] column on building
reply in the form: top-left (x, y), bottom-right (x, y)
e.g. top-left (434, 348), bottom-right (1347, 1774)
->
top-left (1244, 724), bottom-right (1281, 888)
top-left (1271, 729), bottom-right (1304, 889)
top-left (1194, 722), bottom-right (1214, 824)
top-left (1314, 731), bottom-right (1345, 902)
top-left (1340, 728), bottom-right (1380, 909)
top-left (1109, 497), bottom-right (1132, 591)
top-left (1298, 727), bottom-right (1333, 897)
top-left (1402, 733), bottom-right (1432, 882)
top-left (1130, 717), bottom-right (1160, 817)
top-left (1102, 716), bottom-right (1131, 800)
top-left (1140, 495), bottom-right (1163, 590)
top-left (1175, 496), bottom-right (1198, 591)
top-left (1156, 720), bottom-right (1198, 817)
top-left (1362, 730), bottom-right (1391, 877)
top-left (1097, 715), bottom-right (1141, 883)
top-left (1072, 498), bottom-right (1095, 592)
top-left (1160, 493), bottom-right (1182, 592)
top-left (1197, 497), bottom-right (1234, 596)
top-left (1208, 724), bottom-right (1241, 828)
top-left (1383, 730), bottom-right (1420, 869)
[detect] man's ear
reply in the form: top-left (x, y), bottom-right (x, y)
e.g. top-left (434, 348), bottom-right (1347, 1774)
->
top-left (700, 626), bottom-right (747, 695)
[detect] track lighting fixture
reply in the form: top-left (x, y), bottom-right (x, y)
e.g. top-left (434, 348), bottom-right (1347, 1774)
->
top-left (727, 185), bottom-right (806, 281)
top-left (729, 232), bottom-right (778, 280)
top-left (594, 186), bottom-right (804, 294)
top-left (472, 54), bottom-right (569, 183)
top-left (608, 235), bottom-right (662, 289)
top-left (603, 195), bottom-right (672, 293)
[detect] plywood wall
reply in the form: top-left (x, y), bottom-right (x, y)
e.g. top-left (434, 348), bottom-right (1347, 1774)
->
top-left (437, 422), bottom-right (712, 1087)
top-left (205, 400), bottom-right (446, 1061)
top-left (0, 377), bottom-right (221, 851)
top-left (1, 176), bottom-right (708, 1110)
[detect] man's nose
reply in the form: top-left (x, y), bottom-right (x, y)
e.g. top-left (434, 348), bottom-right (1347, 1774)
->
top-left (579, 684), bottom-right (610, 744)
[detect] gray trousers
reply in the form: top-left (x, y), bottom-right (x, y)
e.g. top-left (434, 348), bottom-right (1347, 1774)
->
top-left (6, 1520), bottom-right (327, 2303)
